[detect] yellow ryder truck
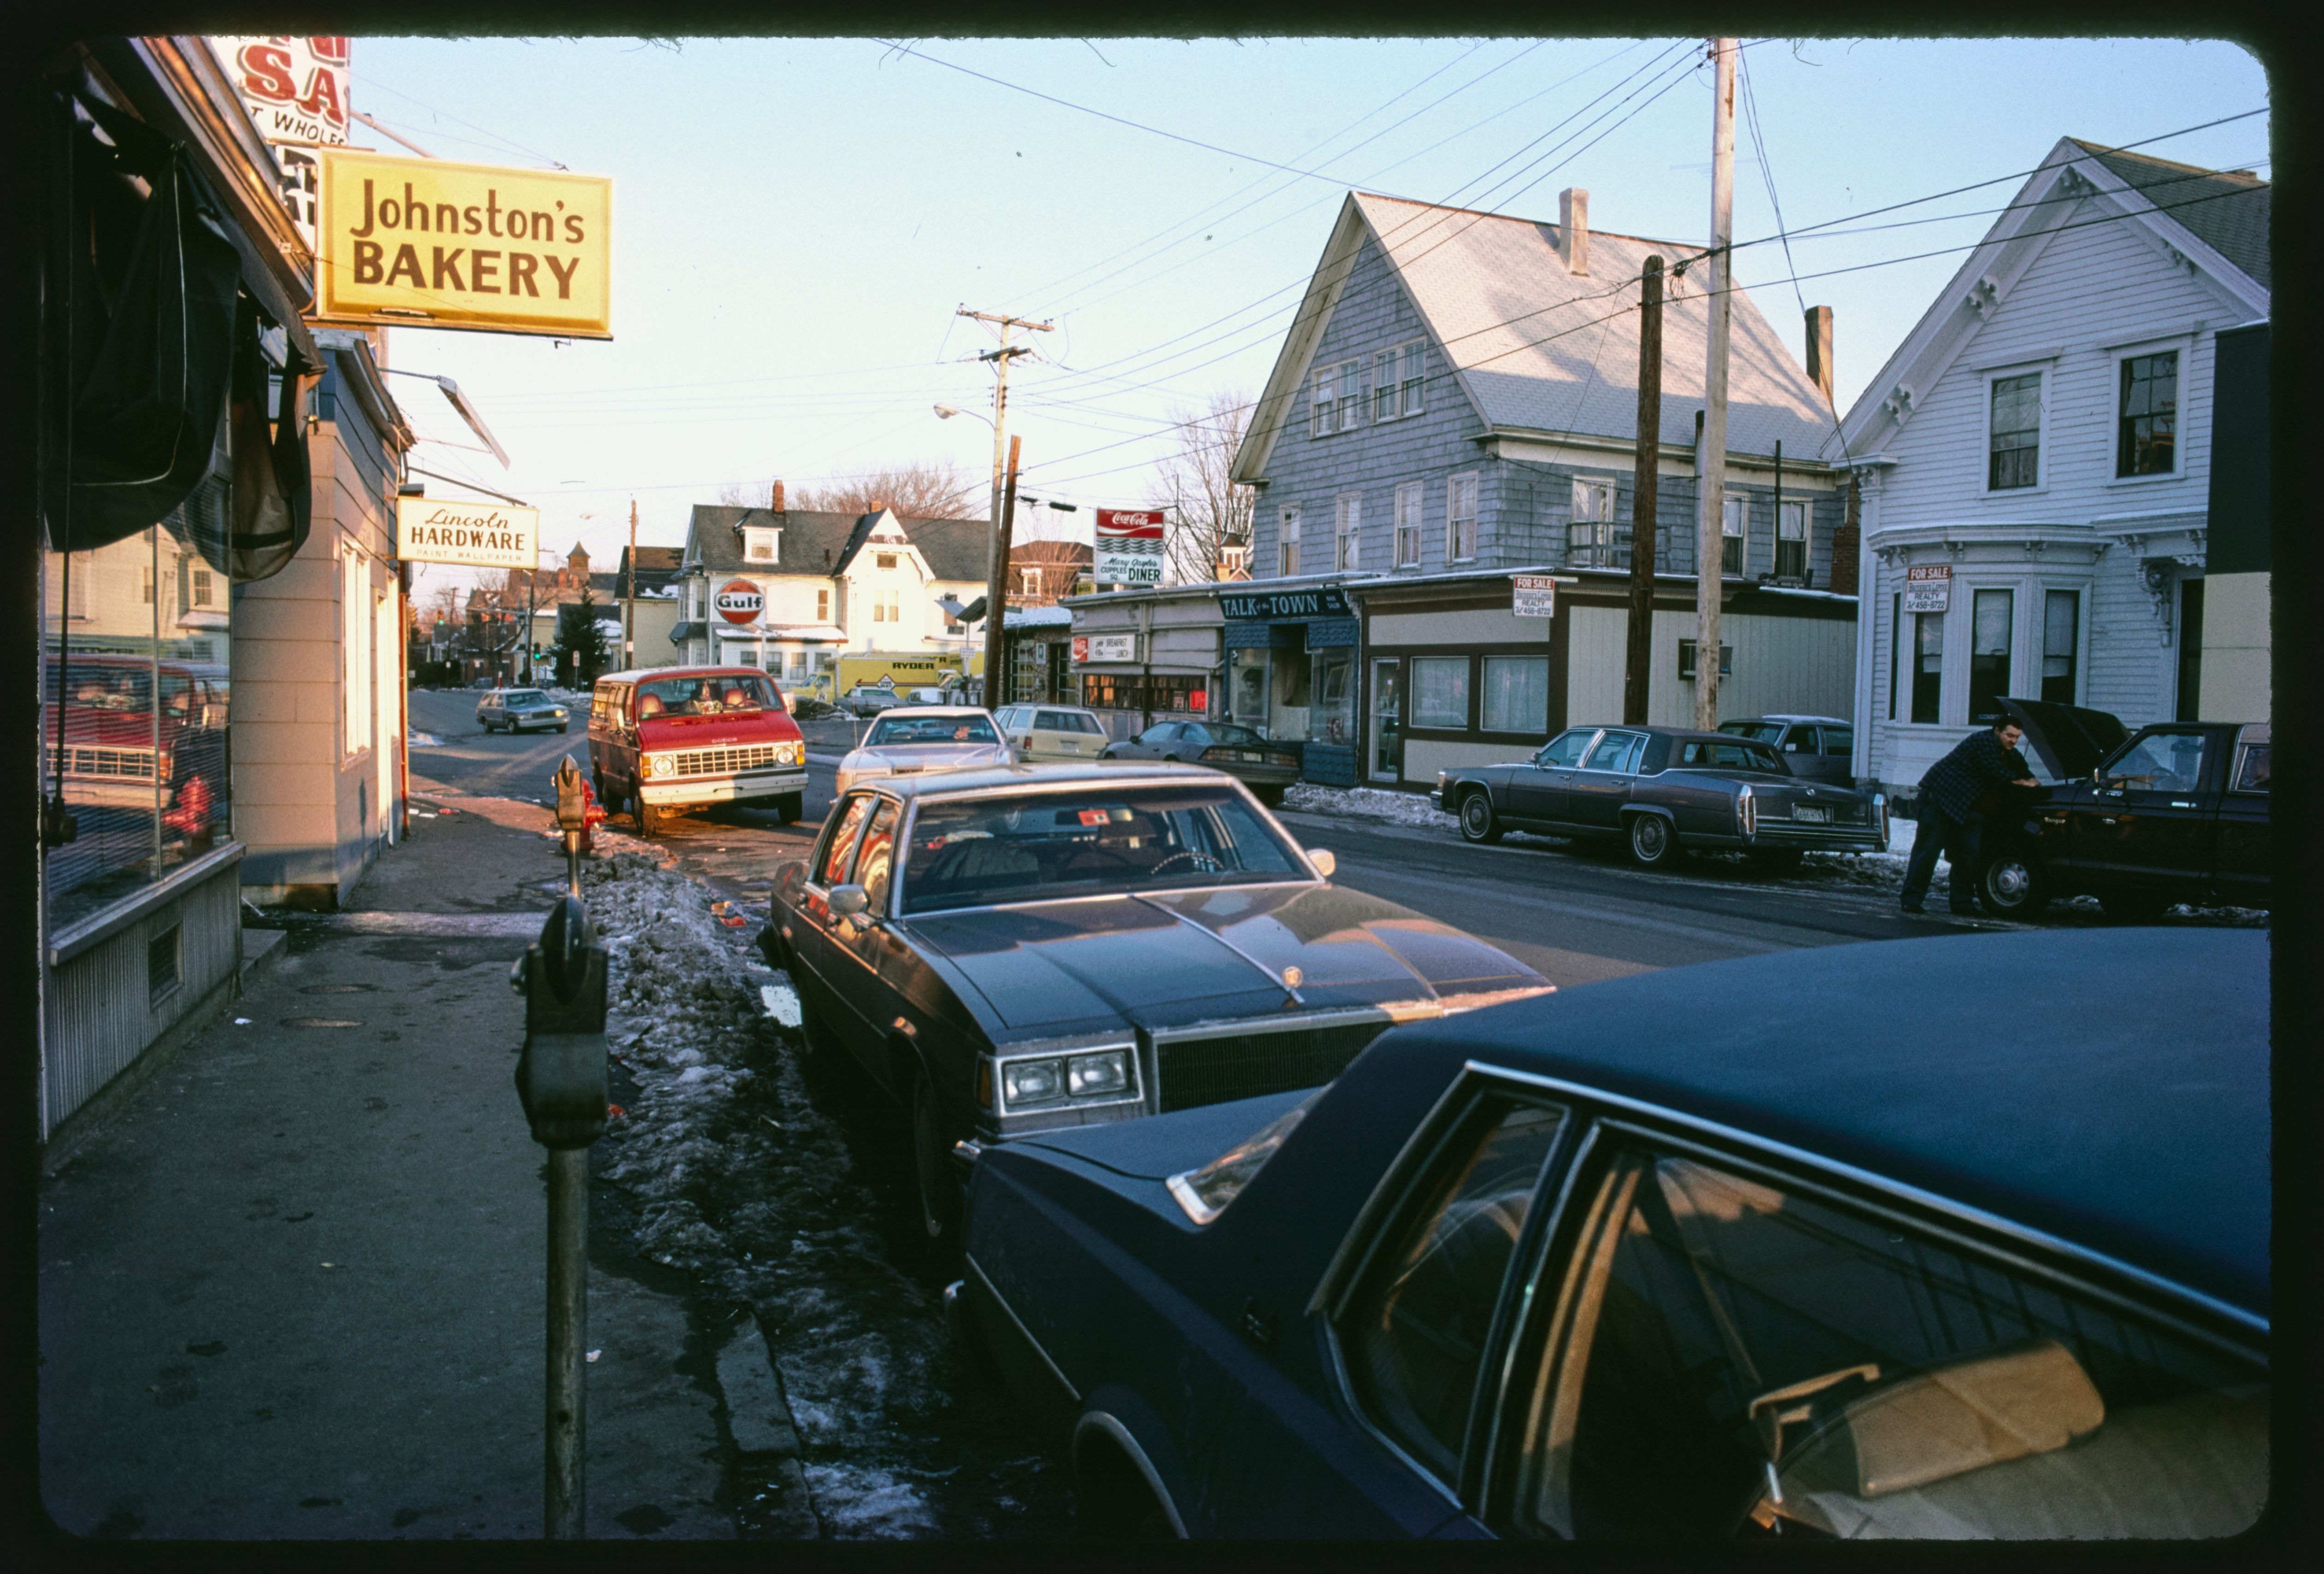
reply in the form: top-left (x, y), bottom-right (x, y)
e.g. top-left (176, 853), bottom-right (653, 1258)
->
top-left (833, 651), bottom-right (983, 700)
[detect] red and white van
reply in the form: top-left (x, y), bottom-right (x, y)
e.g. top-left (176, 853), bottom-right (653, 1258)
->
top-left (588, 666), bottom-right (807, 833)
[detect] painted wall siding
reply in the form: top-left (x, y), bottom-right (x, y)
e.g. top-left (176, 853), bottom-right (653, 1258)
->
top-left (1875, 206), bottom-right (2229, 529)
top-left (1251, 236), bottom-right (1492, 578)
top-left (1565, 605), bottom-right (1856, 729)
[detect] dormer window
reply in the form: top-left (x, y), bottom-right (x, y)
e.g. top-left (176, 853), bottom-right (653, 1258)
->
top-left (743, 528), bottom-right (779, 563)
top-left (876, 552), bottom-right (898, 570)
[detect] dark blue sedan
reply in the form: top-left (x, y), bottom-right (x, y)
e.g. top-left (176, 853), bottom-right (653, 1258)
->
top-left (951, 926), bottom-right (2268, 1539)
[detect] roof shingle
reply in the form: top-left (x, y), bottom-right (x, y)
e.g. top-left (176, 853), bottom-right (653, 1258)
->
top-left (2068, 141), bottom-right (2269, 289)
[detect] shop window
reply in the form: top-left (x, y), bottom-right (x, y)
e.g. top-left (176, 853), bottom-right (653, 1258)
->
top-left (1481, 657), bottom-right (1549, 733)
top-left (1912, 611), bottom-right (1944, 724)
top-left (1312, 650), bottom-right (1353, 745)
top-left (2117, 351), bottom-right (2178, 478)
top-left (1775, 500), bottom-right (1807, 580)
top-left (1394, 483), bottom-right (1423, 568)
top-left (1232, 647), bottom-right (1271, 734)
top-left (2042, 590), bottom-right (2080, 705)
top-left (1279, 504), bottom-right (1302, 577)
top-left (1968, 588), bottom-right (2012, 722)
top-left (42, 486), bottom-right (235, 935)
top-left (1989, 371), bottom-right (2042, 490)
top-left (1720, 495), bottom-right (1746, 578)
top-left (1448, 473), bottom-right (1479, 563)
top-left (1412, 656), bottom-right (1470, 729)
top-left (1273, 652), bottom-right (1314, 741)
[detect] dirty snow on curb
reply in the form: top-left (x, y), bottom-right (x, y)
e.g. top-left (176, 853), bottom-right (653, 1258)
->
top-left (1283, 780), bottom-right (1456, 829)
top-left (408, 730), bottom-right (446, 748)
top-left (579, 851), bottom-right (1068, 1538)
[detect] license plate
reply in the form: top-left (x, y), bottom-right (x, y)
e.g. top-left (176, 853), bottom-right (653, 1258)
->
top-left (1236, 750), bottom-right (1264, 762)
top-left (1060, 741), bottom-right (1080, 752)
top-left (1791, 805), bottom-right (1829, 823)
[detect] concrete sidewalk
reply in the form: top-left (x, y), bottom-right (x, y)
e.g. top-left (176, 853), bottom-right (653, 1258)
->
top-left (36, 792), bottom-right (739, 1540)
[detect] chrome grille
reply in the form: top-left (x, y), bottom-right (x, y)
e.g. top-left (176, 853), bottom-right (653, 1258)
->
top-left (671, 743), bottom-right (787, 777)
top-left (68, 747), bottom-right (157, 779)
top-left (1153, 1018), bottom-right (1389, 1114)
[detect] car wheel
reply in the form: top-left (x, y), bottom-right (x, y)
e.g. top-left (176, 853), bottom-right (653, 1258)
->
top-left (2100, 890), bottom-right (2171, 925)
top-left (636, 800), bottom-right (665, 836)
top-left (1458, 791), bottom-right (1503, 845)
top-left (911, 1068), bottom-right (962, 1246)
top-left (1746, 848), bottom-right (1805, 878)
top-left (1253, 784), bottom-right (1286, 808)
top-left (774, 792), bottom-right (803, 826)
top-left (1976, 851), bottom-right (2049, 918)
top-left (1627, 813), bottom-right (1679, 868)
top-left (556, 724), bottom-right (568, 734)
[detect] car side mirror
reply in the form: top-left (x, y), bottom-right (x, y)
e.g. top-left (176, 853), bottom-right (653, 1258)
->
top-left (1306, 848), bottom-right (1337, 878)
top-left (827, 884), bottom-right (870, 917)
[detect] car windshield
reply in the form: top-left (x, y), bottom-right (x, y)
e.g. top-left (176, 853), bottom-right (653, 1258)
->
top-left (1719, 721), bottom-right (1786, 743)
top-left (506, 690), bottom-right (549, 706)
top-left (867, 714), bottom-right (999, 746)
top-left (1678, 739), bottom-right (1784, 772)
top-left (902, 785), bottom-right (1306, 913)
top-left (635, 674), bottom-right (778, 716)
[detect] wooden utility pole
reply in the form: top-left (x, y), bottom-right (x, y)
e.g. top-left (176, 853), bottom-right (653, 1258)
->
top-left (1696, 36), bottom-right (1738, 731)
top-left (983, 436), bottom-right (1022, 707)
top-left (1624, 256), bottom-right (1665, 725)
top-left (623, 499), bottom-right (637, 672)
top-left (957, 308), bottom-right (1053, 664)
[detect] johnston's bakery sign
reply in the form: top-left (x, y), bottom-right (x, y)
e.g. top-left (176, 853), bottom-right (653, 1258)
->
top-left (395, 498), bottom-right (540, 570)
top-left (316, 149), bottom-right (612, 338)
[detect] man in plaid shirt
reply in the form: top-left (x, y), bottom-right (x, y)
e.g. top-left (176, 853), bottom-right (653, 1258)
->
top-left (1901, 717), bottom-right (2038, 914)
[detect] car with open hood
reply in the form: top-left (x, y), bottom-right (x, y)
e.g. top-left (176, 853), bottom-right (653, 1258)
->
top-left (832, 705), bottom-right (1015, 797)
top-left (1432, 724), bottom-right (1888, 874)
top-left (949, 925), bottom-right (2267, 1540)
top-left (1964, 698), bottom-right (2268, 920)
top-left (761, 762), bottom-right (1549, 1242)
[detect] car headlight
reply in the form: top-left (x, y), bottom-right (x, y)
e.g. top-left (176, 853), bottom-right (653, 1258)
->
top-left (776, 741), bottom-right (804, 766)
top-left (1068, 1049), bottom-right (1128, 1097)
top-left (648, 754), bottom-right (675, 778)
top-left (1001, 1057), bottom-right (1065, 1108)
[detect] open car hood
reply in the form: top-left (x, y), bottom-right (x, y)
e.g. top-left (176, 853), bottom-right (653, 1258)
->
top-left (1997, 697), bottom-right (2130, 783)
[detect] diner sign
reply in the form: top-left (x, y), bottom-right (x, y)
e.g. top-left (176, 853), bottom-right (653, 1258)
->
top-left (315, 149), bottom-right (613, 338)
top-left (395, 498), bottom-right (539, 570)
top-left (1094, 509), bottom-right (1165, 586)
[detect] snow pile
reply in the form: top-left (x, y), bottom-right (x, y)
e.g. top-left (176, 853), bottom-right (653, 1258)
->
top-left (1283, 781), bottom-right (1457, 829)
top-left (408, 731), bottom-right (446, 748)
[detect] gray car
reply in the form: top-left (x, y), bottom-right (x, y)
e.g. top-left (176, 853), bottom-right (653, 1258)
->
top-left (1718, 714), bottom-right (1857, 787)
top-left (1433, 723), bottom-right (1889, 875)
top-left (1101, 719), bottom-right (1300, 806)
top-left (475, 687), bottom-right (570, 734)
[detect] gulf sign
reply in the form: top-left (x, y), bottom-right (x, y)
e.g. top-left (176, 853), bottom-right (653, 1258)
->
top-left (714, 581), bottom-right (765, 625)
top-left (1094, 508), bottom-right (1165, 586)
top-left (316, 149), bottom-right (612, 339)
top-left (395, 498), bottom-right (538, 571)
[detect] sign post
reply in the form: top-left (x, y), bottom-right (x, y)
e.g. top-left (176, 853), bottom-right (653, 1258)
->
top-left (1094, 510), bottom-right (1165, 589)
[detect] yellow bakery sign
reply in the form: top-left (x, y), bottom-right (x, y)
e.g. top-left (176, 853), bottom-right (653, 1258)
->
top-left (315, 149), bottom-right (611, 338)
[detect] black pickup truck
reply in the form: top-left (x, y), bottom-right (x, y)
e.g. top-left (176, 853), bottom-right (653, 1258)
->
top-left (1970, 698), bottom-right (2269, 920)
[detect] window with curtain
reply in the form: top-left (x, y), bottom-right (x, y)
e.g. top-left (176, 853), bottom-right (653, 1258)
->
top-left (1448, 473), bottom-right (1479, 562)
top-left (1279, 503), bottom-right (1302, 576)
top-left (1412, 656), bottom-right (1470, 728)
top-left (1336, 493), bottom-right (1362, 572)
top-left (2118, 351), bottom-right (2179, 477)
top-left (1989, 372), bottom-right (2042, 489)
top-left (1570, 478), bottom-right (1622, 568)
top-left (1394, 482), bottom-right (1423, 568)
top-left (1968, 588), bottom-right (2013, 720)
top-left (1775, 500), bottom-right (1807, 580)
top-left (2042, 590), bottom-right (2080, 704)
top-left (1720, 494), bottom-right (1747, 577)
top-left (1481, 657), bottom-right (1549, 733)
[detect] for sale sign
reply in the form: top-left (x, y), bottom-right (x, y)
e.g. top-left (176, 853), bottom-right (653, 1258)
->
top-left (714, 580), bottom-right (764, 625)
top-left (1903, 563), bottom-right (1952, 613)
top-left (1094, 509), bottom-right (1165, 586)
top-left (396, 497), bottom-right (538, 570)
top-left (1512, 574), bottom-right (1558, 618)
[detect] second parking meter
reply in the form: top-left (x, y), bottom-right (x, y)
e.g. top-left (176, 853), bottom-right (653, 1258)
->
top-left (512, 894), bottom-right (609, 1150)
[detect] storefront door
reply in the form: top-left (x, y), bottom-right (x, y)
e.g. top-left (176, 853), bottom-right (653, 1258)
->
top-left (1371, 659), bottom-right (1401, 780)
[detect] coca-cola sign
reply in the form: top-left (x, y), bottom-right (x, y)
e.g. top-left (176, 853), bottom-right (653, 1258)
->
top-left (714, 581), bottom-right (764, 625)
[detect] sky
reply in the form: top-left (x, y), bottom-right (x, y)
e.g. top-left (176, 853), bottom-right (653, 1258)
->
top-left (347, 35), bottom-right (2272, 602)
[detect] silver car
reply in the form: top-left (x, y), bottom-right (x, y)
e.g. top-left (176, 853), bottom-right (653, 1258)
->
top-left (833, 706), bottom-right (1015, 797)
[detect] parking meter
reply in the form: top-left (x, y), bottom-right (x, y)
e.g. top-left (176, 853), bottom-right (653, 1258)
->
top-left (511, 894), bottom-right (609, 1150)
top-left (550, 755), bottom-right (605, 890)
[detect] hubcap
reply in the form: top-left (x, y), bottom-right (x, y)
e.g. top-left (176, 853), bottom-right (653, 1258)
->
top-left (1464, 798), bottom-right (1489, 836)
top-left (1990, 861), bottom-right (2030, 902)
top-left (1636, 820), bottom-right (1665, 856)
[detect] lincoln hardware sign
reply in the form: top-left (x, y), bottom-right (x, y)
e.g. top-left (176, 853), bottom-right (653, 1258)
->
top-left (1218, 586), bottom-right (1352, 621)
top-left (1094, 509), bottom-right (1166, 586)
top-left (395, 498), bottom-right (539, 570)
top-left (714, 581), bottom-right (764, 625)
top-left (315, 149), bottom-right (613, 339)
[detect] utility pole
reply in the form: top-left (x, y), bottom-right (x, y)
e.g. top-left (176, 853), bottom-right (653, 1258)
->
top-left (1696, 36), bottom-right (1738, 731)
top-left (1624, 255), bottom-right (1665, 725)
top-left (524, 555), bottom-right (539, 688)
top-left (983, 436), bottom-right (1022, 708)
top-left (957, 308), bottom-right (1053, 699)
top-left (623, 499), bottom-right (637, 672)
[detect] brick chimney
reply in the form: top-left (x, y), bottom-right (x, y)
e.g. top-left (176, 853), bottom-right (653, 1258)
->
top-left (1804, 306), bottom-right (1835, 404)
top-left (771, 480), bottom-right (786, 512)
top-left (1829, 472), bottom-right (1862, 596)
top-left (1559, 188), bottom-right (1589, 276)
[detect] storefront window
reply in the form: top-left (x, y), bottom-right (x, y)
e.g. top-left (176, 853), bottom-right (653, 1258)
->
top-left (1231, 647), bottom-right (1271, 734)
top-left (1481, 656), bottom-right (1549, 733)
top-left (1371, 660), bottom-right (1402, 779)
top-left (1312, 650), bottom-right (1353, 745)
top-left (1412, 656), bottom-right (1470, 729)
top-left (43, 486), bottom-right (235, 934)
top-left (1273, 651), bottom-right (1313, 741)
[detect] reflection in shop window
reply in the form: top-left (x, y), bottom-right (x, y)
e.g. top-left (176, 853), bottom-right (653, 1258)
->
top-left (1412, 656), bottom-right (1470, 729)
top-left (1231, 647), bottom-right (1271, 736)
top-left (1312, 650), bottom-right (1353, 745)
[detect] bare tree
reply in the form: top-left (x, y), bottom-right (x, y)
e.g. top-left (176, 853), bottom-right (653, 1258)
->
top-left (716, 460), bottom-right (980, 519)
top-left (1148, 391), bottom-right (1255, 584)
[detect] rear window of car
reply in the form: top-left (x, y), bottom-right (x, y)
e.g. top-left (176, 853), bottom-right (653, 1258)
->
top-left (1719, 721), bottom-right (1786, 743)
top-left (866, 714), bottom-right (1000, 746)
top-left (902, 785), bottom-right (1304, 913)
top-left (1679, 740), bottom-right (1782, 772)
top-left (1200, 722), bottom-right (1265, 747)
